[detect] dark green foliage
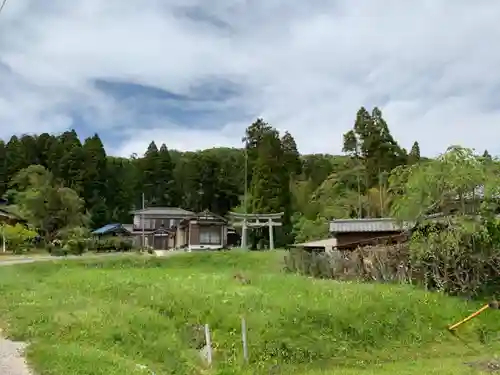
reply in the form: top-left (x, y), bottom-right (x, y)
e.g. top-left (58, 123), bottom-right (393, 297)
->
top-left (408, 141), bottom-right (421, 164)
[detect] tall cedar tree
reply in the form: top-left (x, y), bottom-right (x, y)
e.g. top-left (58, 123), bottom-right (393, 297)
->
top-left (344, 107), bottom-right (406, 188)
top-left (82, 134), bottom-right (108, 228)
top-left (250, 128), bottom-right (293, 245)
top-left (155, 144), bottom-right (177, 207)
top-left (408, 141), bottom-right (421, 165)
top-left (0, 140), bottom-right (6, 197)
top-left (281, 131), bottom-right (302, 176)
top-left (140, 141), bottom-right (160, 206)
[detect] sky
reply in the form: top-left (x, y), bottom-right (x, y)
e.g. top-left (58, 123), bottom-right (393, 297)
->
top-left (0, 0), bottom-right (500, 158)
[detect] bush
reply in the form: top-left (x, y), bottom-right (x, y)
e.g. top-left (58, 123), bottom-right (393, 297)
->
top-left (52, 226), bottom-right (90, 256)
top-left (94, 236), bottom-right (134, 253)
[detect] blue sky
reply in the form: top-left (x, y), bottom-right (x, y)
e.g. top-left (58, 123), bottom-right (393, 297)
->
top-left (0, 0), bottom-right (500, 157)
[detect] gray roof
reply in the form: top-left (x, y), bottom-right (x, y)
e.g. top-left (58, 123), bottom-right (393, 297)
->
top-left (330, 218), bottom-right (414, 233)
top-left (131, 207), bottom-right (194, 216)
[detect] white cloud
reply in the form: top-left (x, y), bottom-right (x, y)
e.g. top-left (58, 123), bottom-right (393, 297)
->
top-left (1, 0), bottom-right (500, 157)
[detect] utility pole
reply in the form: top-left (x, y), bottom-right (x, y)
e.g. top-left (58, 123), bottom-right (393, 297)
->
top-left (242, 141), bottom-right (248, 250)
top-left (141, 193), bottom-right (145, 249)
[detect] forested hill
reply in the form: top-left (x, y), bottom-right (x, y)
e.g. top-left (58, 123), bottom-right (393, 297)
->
top-left (0, 106), bottom-right (472, 245)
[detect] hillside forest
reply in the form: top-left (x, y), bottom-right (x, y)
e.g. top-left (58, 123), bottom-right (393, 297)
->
top-left (0, 106), bottom-right (495, 250)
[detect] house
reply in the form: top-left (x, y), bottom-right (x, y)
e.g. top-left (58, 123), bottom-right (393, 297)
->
top-left (177, 210), bottom-right (229, 251)
top-left (127, 207), bottom-right (195, 250)
top-left (117, 207), bottom-right (229, 251)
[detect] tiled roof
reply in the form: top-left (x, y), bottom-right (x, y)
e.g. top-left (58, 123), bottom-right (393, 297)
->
top-left (329, 218), bottom-right (414, 233)
top-left (131, 207), bottom-right (194, 216)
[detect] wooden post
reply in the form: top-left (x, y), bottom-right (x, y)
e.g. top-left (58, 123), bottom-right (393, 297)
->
top-left (241, 316), bottom-right (249, 363)
top-left (204, 323), bottom-right (213, 365)
top-left (268, 218), bottom-right (274, 250)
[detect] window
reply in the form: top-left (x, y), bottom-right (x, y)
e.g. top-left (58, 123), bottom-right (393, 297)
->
top-left (199, 227), bottom-right (221, 245)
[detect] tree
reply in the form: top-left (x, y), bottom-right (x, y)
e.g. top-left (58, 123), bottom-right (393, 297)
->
top-left (343, 107), bottom-right (406, 188)
top-left (49, 130), bottom-right (85, 192)
top-left (9, 165), bottom-right (87, 241)
top-left (5, 136), bottom-right (27, 182)
top-left (389, 146), bottom-right (500, 296)
top-left (82, 134), bottom-right (108, 228)
top-left (0, 140), bottom-right (7, 197)
top-left (281, 131), bottom-right (302, 176)
top-left (250, 128), bottom-right (293, 245)
top-left (408, 141), bottom-right (421, 165)
top-left (155, 144), bottom-right (177, 206)
top-left (140, 141), bottom-right (160, 206)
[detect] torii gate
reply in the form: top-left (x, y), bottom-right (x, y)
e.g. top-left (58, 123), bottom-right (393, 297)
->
top-left (228, 212), bottom-right (284, 250)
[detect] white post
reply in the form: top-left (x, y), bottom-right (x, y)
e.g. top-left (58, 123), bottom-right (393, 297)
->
top-left (1, 226), bottom-right (5, 252)
top-left (241, 316), bottom-right (248, 363)
top-left (188, 220), bottom-right (192, 252)
top-left (141, 193), bottom-right (145, 249)
top-left (220, 225), bottom-right (224, 248)
top-left (204, 323), bottom-right (213, 365)
top-left (268, 218), bottom-right (274, 250)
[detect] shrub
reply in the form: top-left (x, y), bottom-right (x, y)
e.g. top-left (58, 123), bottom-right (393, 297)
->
top-left (94, 236), bottom-right (134, 253)
top-left (53, 226), bottom-right (90, 256)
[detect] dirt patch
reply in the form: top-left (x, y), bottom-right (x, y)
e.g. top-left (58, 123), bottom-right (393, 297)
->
top-left (0, 338), bottom-right (33, 375)
top-left (466, 359), bottom-right (500, 372)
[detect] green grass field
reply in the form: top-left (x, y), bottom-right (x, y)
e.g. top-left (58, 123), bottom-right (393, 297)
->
top-left (0, 251), bottom-right (498, 374)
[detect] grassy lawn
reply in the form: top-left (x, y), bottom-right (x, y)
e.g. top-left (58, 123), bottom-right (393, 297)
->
top-left (0, 251), bottom-right (498, 374)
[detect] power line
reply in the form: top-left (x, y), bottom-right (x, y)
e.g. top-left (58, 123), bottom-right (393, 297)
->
top-left (0, 0), bottom-right (7, 15)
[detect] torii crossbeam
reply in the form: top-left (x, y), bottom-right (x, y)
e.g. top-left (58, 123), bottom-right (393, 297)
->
top-left (228, 212), bottom-right (284, 250)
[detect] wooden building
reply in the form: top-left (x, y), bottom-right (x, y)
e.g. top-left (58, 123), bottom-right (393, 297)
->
top-left (329, 218), bottom-right (412, 250)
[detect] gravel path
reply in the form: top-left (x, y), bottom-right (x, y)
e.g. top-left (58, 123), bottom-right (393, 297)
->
top-left (0, 339), bottom-right (32, 375)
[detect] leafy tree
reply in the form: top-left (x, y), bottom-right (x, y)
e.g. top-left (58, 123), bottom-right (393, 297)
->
top-left (390, 146), bottom-right (500, 296)
top-left (9, 165), bottom-right (87, 241)
top-left (0, 223), bottom-right (38, 254)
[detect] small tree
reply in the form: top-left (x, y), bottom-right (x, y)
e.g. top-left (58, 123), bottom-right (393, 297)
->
top-left (0, 223), bottom-right (38, 254)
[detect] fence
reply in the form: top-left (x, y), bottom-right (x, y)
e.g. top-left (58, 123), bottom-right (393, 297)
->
top-left (202, 316), bottom-right (249, 366)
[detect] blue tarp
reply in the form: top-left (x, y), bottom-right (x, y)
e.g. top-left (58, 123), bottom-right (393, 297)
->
top-left (91, 223), bottom-right (124, 235)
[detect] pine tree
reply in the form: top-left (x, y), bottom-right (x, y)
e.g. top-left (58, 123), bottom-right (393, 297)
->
top-left (408, 141), bottom-right (421, 165)
top-left (50, 130), bottom-right (85, 192)
top-left (5, 136), bottom-right (27, 182)
top-left (0, 140), bottom-right (7, 197)
top-left (281, 131), bottom-right (302, 176)
top-left (140, 141), bottom-right (160, 206)
top-left (82, 134), bottom-right (108, 228)
top-left (155, 143), bottom-right (177, 206)
top-left (343, 107), bottom-right (406, 188)
top-left (250, 129), bottom-right (292, 245)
